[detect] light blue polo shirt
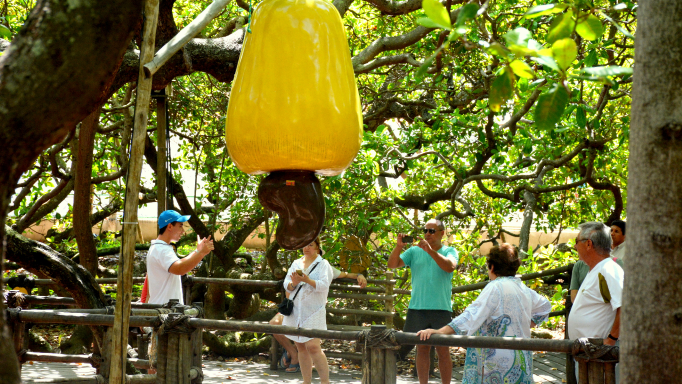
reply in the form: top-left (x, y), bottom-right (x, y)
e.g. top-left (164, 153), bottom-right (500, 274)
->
top-left (400, 245), bottom-right (459, 311)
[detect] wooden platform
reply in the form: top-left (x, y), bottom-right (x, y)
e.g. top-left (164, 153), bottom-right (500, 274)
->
top-left (21, 351), bottom-right (568, 383)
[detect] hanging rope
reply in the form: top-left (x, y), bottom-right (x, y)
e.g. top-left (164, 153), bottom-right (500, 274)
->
top-left (573, 337), bottom-right (619, 363)
top-left (247, 0), bottom-right (253, 33)
top-left (358, 328), bottom-right (400, 350)
top-left (157, 313), bottom-right (194, 335)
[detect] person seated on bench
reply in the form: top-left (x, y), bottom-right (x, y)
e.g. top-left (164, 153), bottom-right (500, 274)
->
top-left (271, 243), bottom-right (367, 373)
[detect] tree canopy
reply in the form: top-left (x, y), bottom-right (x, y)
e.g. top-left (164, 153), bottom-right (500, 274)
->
top-left (3, 0), bottom-right (633, 254)
top-left (0, 0), bottom-right (639, 380)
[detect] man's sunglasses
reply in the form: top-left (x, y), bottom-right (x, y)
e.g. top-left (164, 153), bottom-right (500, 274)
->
top-left (422, 228), bottom-right (439, 234)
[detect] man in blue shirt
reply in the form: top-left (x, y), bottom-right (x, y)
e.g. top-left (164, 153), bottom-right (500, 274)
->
top-left (388, 219), bottom-right (459, 384)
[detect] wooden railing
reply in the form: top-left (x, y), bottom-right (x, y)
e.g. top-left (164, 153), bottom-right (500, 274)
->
top-left (5, 304), bottom-right (616, 384)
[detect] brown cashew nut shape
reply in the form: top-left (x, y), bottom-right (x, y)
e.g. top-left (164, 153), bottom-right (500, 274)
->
top-left (258, 171), bottom-right (326, 250)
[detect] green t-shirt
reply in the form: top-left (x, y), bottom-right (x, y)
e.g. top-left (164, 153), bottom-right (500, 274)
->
top-left (570, 257), bottom-right (624, 291)
top-left (400, 245), bottom-right (459, 311)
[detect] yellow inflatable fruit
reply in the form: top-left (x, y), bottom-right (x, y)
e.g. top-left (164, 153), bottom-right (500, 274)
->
top-left (225, 0), bottom-right (362, 176)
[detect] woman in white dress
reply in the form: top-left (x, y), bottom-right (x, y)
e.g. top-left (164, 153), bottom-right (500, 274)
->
top-left (417, 244), bottom-right (551, 384)
top-left (282, 238), bottom-right (334, 384)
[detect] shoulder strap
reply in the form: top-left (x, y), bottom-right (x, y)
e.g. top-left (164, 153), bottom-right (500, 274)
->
top-left (291, 262), bottom-right (320, 301)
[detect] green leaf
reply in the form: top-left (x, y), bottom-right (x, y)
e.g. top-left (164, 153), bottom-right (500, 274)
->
top-left (576, 106), bottom-right (587, 128)
top-left (416, 17), bottom-right (440, 29)
top-left (489, 67), bottom-right (515, 112)
top-left (448, 30), bottom-right (461, 42)
top-left (504, 27), bottom-right (531, 48)
top-left (584, 49), bottom-right (598, 67)
top-left (510, 60), bottom-right (535, 79)
top-left (579, 66), bottom-right (633, 77)
top-left (422, 0), bottom-right (452, 30)
top-left (600, 12), bottom-right (634, 39)
top-left (487, 42), bottom-right (509, 59)
top-left (0, 24), bottom-right (10, 39)
top-left (551, 38), bottom-right (577, 71)
top-left (415, 55), bottom-right (435, 81)
top-left (455, 3), bottom-right (479, 26)
top-left (534, 83), bottom-right (569, 130)
top-left (523, 4), bottom-right (568, 19)
top-left (547, 10), bottom-right (575, 44)
top-left (576, 14), bottom-right (604, 41)
top-left (531, 55), bottom-right (560, 72)
top-left (509, 45), bottom-right (538, 57)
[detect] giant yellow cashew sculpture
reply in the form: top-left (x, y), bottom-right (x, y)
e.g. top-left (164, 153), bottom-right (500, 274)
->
top-left (225, 0), bottom-right (362, 250)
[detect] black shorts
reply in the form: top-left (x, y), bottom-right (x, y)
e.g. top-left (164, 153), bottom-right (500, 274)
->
top-left (403, 309), bottom-right (453, 333)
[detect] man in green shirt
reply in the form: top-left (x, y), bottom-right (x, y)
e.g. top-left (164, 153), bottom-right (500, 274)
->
top-left (388, 219), bottom-right (459, 384)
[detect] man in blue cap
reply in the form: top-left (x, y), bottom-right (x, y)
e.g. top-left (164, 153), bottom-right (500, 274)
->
top-left (146, 210), bottom-right (214, 304)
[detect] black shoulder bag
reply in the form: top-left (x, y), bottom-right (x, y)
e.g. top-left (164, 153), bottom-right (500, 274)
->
top-left (278, 262), bottom-right (319, 316)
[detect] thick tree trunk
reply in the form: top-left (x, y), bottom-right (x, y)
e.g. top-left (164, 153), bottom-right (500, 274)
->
top-left (204, 283), bottom-right (228, 320)
top-left (5, 226), bottom-right (107, 310)
top-left (518, 190), bottom-right (536, 256)
top-left (264, 241), bottom-right (287, 279)
top-left (0, 1), bottom-right (142, 380)
top-left (59, 325), bottom-right (94, 355)
top-left (622, 0), bottom-right (682, 381)
top-left (74, 107), bottom-right (101, 277)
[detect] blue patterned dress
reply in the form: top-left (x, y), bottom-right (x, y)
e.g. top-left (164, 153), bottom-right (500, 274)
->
top-left (448, 276), bottom-right (551, 384)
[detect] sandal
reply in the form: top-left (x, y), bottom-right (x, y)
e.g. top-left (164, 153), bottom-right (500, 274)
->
top-left (285, 363), bottom-right (301, 373)
top-left (279, 349), bottom-right (291, 369)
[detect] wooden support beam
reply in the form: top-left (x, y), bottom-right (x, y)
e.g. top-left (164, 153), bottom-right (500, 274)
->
top-left (326, 307), bottom-right (394, 318)
top-left (109, 0), bottom-right (160, 382)
top-left (154, 88), bottom-right (167, 223)
top-left (22, 352), bottom-right (92, 364)
top-left (187, 277), bottom-right (279, 287)
top-left (327, 292), bottom-right (393, 301)
top-left (143, 0), bottom-right (231, 77)
top-left (325, 351), bottom-right (363, 361)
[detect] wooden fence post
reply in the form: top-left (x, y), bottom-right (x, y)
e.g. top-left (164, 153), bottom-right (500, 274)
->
top-left (269, 283), bottom-right (285, 370)
top-left (183, 276), bottom-right (192, 305)
top-left (101, 327), bottom-right (113, 379)
top-left (155, 304), bottom-right (204, 384)
top-left (565, 292), bottom-right (576, 384)
top-left (269, 335), bottom-right (279, 371)
top-left (573, 338), bottom-right (619, 384)
top-left (7, 307), bottom-right (25, 369)
top-left (190, 303), bottom-right (204, 384)
top-left (384, 271), bottom-right (394, 329)
top-left (362, 325), bottom-right (398, 384)
top-left (137, 333), bottom-right (149, 374)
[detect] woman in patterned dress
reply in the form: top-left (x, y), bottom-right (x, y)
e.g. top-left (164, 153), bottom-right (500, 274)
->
top-left (282, 238), bottom-right (334, 384)
top-left (417, 244), bottom-right (551, 384)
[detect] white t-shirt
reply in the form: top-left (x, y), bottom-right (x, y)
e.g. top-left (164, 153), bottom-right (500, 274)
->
top-left (146, 240), bottom-right (184, 305)
top-left (332, 266), bottom-right (342, 279)
top-left (611, 242), bottom-right (626, 261)
top-left (568, 258), bottom-right (624, 339)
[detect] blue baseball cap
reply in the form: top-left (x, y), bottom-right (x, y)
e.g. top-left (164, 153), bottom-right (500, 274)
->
top-left (158, 210), bottom-right (191, 229)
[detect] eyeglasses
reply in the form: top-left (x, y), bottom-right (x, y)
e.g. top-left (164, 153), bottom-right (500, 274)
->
top-left (422, 228), bottom-right (439, 234)
top-left (574, 238), bottom-right (589, 248)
